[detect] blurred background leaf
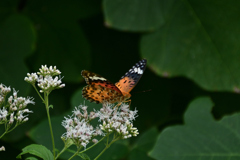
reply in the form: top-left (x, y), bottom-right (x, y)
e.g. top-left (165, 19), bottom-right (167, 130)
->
top-left (103, 0), bottom-right (164, 31)
top-left (150, 97), bottom-right (240, 160)
top-left (140, 0), bottom-right (240, 92)
top-left (0, 14), bottom-right (35, 95)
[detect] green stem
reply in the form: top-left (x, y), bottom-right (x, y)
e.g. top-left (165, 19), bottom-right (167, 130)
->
top-left (80, 134), bottom-right (108, 154)
top-left (0, 131), bottom-right (7, 139)
top-left (56, 147), bottom-right (67, 159)
top-left (33, 85), bottom-right (44, 102)
top-left (45, 93), bottom-right (56, 159)
top-left (6, 123), bottom-right (18, 133)
top-left (106, 134), bottom-right (109, 145)
top-left (94, 135), bottom-right (120, 160)
top-left (68, 147), bottom-right (82, 160)
top-left (0, 121), bottom-right (18, 138)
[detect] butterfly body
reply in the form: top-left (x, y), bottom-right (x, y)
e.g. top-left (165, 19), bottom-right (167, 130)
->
top-left (81, 59), bottom-right (147, 104)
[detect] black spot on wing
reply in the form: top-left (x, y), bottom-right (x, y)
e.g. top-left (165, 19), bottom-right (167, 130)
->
top-left (117, 59), bottom-right (147, 87)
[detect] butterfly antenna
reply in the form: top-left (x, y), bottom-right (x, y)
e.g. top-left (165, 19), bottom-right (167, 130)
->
top-left (132, 89), bottom-right (152, 94)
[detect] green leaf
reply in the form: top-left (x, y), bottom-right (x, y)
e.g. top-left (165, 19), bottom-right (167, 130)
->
top-left (17, 144), bottom-right (54, 160)
top-left (77, 153), bottom-right (90, 160)
top-left (149, 97), bottom-right (240, 160)
top-left (103, 0), bottom-right (164, 31)
top-left (26, 157), bottom-right (38, 160)
top-left (29, 116), bottom-right (66, 151)
top-left (129, 127), bottom-right (158, 160)
top-left (0, 14), bottom-right (35, 95)
top-left (48, 105), bottom-right (53, 109)
top-left (141, 0), bottom-right (240, 92)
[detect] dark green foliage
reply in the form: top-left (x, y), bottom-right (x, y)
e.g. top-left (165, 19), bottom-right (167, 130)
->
top-left (0, 0), bottom-right (240, 159)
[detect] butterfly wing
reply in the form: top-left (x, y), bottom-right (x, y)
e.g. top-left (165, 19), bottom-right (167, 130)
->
top-left (115, 59), bottom-right (147, 96)
top-left (81, 70), bottom-right (124, 103)
top-left (82, 84), bottom-right (124, 104)
top-left (81, 70), bottom-right (108, 85)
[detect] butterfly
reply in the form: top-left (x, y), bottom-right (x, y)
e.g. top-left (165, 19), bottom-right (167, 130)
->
top-left (81, 59), bottom-right (147, 104)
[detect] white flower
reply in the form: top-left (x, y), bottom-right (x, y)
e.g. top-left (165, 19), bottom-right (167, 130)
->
top-left (0, 84), bottom-right (34, 132)
top-left (0, 84), bottom-right (11, 96)
top-left (73, 108), bottom-right (82, 117)
top-left (22, 109), bottom-right (33, 113)
top-left (8, 96), bottom-right (13, 104)
top-left (128, 108), bottom-right (138, 121)
top-left (97, 103), bottom-right (139, 139)
top-left (62, 104), bottom-right (103, 148)
top-left (16, 107), bottom-right (33, 123)
top-left (7, 89), bottom-right (35, 111)
top-left (0, 146), bottom-right (5, 151)
top-left (25, 65), bottom-right (65, 93)
top-left (38, 65), bottom-right (61, 76)
top-left (0, 107), bottom-right (8, 120)
top-left (120, 103), bottom-right (129, 112)
top-left (24, 97), bottom-right (35, 106)
top-left (37, 75), bottom-right (64, 92)
top-left (81, 142), bottom-right (87, 148)
top-left (9, 113), bottom-right (14, 124)
top-left (92, 139), bottom-right (98, 143)
top-left (93, 127), bottom-right (104, 136)
top-left (0, 96), bottom-right (4, 104)
top-left (23, 117), bottom-right (29, 122)
top-left (62, 117), bottom-right (95, 148)
top-left (98, 103), bottom-right (114, 122)
top-left (72, 105), bottom-right (97, 121)
top-left (24, 73), bottom-right (38, 84)
top-left (89, 111), bottom-right (96, 119)
top-left (62, 102), bottom-right (139, 148)
top-left (17, 110), bottom-right (25, 121)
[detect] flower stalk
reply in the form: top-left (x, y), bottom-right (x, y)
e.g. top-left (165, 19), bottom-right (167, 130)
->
top-left (25, 65), bottom-right (65, 159)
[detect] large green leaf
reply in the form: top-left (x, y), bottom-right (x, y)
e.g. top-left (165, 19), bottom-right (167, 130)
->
top-left (0, 14), bottom-right (35, 95)
top-left (17, 144), bottom-right (54, 160)
top-left (129, 127), bottom-right (158, 160)
top-left (103, 0), bottom-right (164, 31)
top-left (150, 97), bottom-right (240, 160)
top-left (141, 0), bottom-right (240, 92)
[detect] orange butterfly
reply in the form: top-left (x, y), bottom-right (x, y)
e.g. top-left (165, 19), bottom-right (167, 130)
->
top-left (81, 59), bottom-right (147, 104)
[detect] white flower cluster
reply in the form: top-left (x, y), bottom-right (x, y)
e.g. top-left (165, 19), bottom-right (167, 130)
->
top-left (62, 103), bottom-right (139, 148)
top-left (98, 103), bottom-right (139, 139)
top-left (24, 65), bottom-right (65, 93)
top-left (0, 84), bottom-right (34, 124)
top-left (0, 84), bottom-right (11, 105)
top-left (62, 105), bottom-right (102, 148)
top-left (0, 146), bottom-right (5, 151)
top-left (38, 65), bottom-right (61, 76)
